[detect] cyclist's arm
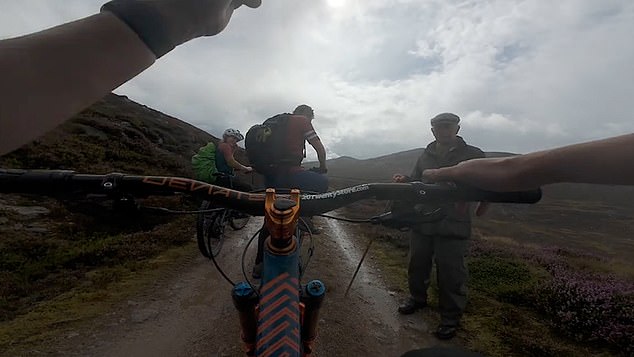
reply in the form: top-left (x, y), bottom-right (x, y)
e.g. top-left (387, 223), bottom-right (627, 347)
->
top-left (219, 143), bottom-right (251, 172)
top-left (308, 136), bottom-right (327, 171)
top-left (423, 133), bottom-right (634, 191)
top-left (0, 12), bottom-right (155, 155)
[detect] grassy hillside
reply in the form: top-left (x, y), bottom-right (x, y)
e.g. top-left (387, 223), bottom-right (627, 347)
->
top-left (1, 94), bottom-right (215, 175)
top-left (320, 150), bottom-right (516, 185)
top-left (0, 94), bottom-right (221, 331)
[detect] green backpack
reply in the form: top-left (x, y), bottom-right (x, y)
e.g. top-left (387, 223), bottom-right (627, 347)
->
top-left (191, 142), bottom-right (218, 183)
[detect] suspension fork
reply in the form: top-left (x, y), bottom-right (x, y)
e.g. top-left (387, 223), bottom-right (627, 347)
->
top-left (256, 188), bottom-right (303, 356)
top-left (232, 188), bottom-right (325, 356)
top-left (300, 280), bottom-right (325, 354)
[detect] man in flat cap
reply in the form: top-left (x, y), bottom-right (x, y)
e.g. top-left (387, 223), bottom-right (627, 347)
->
top-left (392, 112), bottom-right (485, 340)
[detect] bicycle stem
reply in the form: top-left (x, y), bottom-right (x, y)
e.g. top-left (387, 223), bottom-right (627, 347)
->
top-left (264, 188), bottom-right (301, 250)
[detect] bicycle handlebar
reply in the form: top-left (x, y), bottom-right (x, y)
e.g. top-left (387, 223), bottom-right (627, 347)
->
top-left (0, 169), bottom-right (542, 215)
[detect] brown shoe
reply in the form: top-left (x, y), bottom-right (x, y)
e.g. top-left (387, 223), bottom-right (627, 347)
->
top-left (397, 298), bottom-right (427, 315)
top-left (435, 324), bottom-right (457, 340)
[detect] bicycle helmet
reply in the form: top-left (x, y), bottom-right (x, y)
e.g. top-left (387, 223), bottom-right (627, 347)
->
top-left (223, 128), bottom-right (244, 141)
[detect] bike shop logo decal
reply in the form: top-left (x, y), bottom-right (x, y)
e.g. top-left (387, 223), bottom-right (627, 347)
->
top-left (301, 184), bottom-right (370, 200)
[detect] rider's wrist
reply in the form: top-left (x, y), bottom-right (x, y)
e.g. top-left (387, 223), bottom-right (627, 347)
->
top-left (101, 0), bottom-right (189, 58)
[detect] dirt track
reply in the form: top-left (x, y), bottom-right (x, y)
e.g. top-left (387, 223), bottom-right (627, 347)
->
top-left (31, 218), bottom-right (450, 356)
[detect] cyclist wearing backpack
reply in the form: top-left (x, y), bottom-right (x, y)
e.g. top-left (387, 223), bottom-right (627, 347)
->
top-left (246, 104), bottom-right (328, 193)
top-left (247, 104), bottom-right (329, 278)
top-left (192, 128), bottom-right (253, 192)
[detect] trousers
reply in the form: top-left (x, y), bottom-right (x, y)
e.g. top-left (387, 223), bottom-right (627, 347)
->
top-left (408, 231), bottom-right (469, 326)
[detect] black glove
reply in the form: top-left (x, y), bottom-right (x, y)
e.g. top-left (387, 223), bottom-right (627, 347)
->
top-left (101, 0), bottom-right (261, 57)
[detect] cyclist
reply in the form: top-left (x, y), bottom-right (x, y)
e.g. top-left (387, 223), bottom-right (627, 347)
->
top-left (259, 104), bottom-right (329, 193)
top-left (0, 0), bottom-right (261, 155)
top-left (193, 129), bottom-right (252, 254)
top-left (192, 128), bottom-right (253, 192)
top-left (252, 104), bottom-right (329, 278)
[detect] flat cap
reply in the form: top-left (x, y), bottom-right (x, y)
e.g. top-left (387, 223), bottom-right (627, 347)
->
top-left (430, 112), bottom-right (460, 126)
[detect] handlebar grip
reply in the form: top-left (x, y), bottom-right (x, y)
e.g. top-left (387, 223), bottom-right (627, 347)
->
top-left (454, 185), bottom-right (542, 203)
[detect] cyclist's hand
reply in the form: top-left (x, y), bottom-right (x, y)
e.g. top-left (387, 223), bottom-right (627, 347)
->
top-left (181, 0), bottom-right (262, 37)
top-left (392, 174), bottom-right (407, 183)
top-left (243, 166), bottom-right (254, 173)
top-left (309, 167), bottom-right (328, 174)
top-left (102, 0), bottom-right (261, 56)
top-left (422, 157), bottom-right (524, 192)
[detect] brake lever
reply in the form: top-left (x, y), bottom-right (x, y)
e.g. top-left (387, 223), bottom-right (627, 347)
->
top-left (112, 195), bottom-right (141, 213)
top-left (370, 208), bottom-right (447, 230)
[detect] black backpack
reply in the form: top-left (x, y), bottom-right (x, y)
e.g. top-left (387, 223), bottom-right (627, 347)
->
top-left (245, 114), bottom-right (303, 174)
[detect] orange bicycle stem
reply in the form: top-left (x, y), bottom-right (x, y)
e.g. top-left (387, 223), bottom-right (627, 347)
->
top-left (264, 188), bottom-right (301, 251)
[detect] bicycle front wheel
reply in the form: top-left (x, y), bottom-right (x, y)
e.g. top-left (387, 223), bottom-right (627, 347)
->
top-left (197, 201), bottom-right (225, 257)
top-left (229, 210), bottom-right (250, 230)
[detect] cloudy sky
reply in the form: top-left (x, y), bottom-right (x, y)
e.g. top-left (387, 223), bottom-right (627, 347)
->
top-left (2, 1), bottom-right (634, 159)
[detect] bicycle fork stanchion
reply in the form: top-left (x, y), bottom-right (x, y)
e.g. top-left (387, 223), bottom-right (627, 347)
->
top-left (300, 280), bottom-right (325, 354)
top-left (232, 282), bottom-right (259, 356)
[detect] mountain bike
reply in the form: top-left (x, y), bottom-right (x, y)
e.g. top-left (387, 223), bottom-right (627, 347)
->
top-left (0, 169), bottom-right (541, 356)
top-left (197, 172), bottom-right (251, 257)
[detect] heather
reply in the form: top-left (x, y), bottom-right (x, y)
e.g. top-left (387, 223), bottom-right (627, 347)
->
top-left (470, 238), bottom-right (634, 354)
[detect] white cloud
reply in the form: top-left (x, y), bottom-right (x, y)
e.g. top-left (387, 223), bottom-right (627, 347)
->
top-left (2, 0), bottom-right (633, 158)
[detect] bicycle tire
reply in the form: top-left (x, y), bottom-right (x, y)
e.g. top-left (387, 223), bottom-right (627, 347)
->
top-left (196, 201), bottom-right (225, 257)
top-left (208, 210), bottom-right (226, 257)
top-left (229, 210), bottom-right (250, 230)
top-left (196, 201), bottom-right (212, 258)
